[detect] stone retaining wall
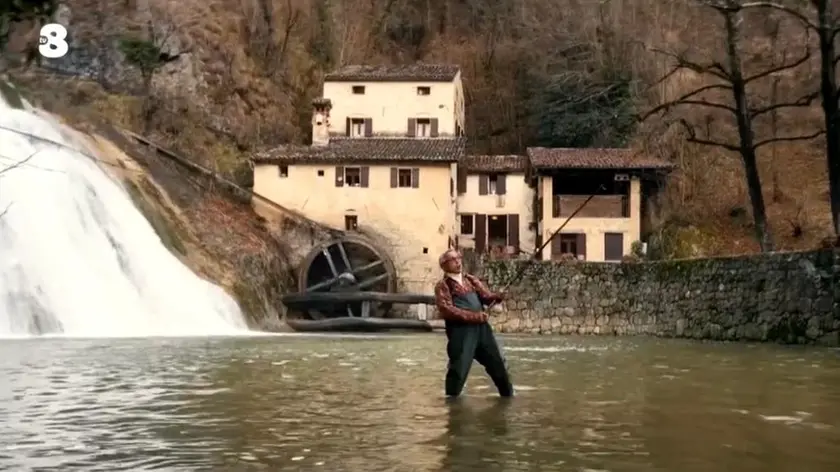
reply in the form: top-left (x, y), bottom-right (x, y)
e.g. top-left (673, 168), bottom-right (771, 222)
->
top-left (479, 249), bottom-right (840, 345)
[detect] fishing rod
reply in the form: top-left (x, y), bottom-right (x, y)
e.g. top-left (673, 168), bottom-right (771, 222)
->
top-left (488, 184), bottom-right (606, 307)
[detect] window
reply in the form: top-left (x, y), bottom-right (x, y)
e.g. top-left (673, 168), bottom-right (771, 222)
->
top-left (460, 214), bottom-right (474, 235)
top-left (344, 167), bottom-right (361, 186)
top-left (336, 166), bottom-right (368, 187)
top-left (350, 118), bottom-right (365, 137)
top-left (390, 167), bottom-right (418, 188)
top-left (278, 165), bottom-right (288, 177)
top-left (417, 86), bottom-right (430, 96)
top-left (416, 118), bottom-right (431, 137)
top-left (478, 173), bottom-right (506, 196)
top-left (345, 215), bottom-right (358, 230)
top-left (317, 169), bottom-right (324, 176)
top-left (352, 85), bottom-right (365, 94)
top-left (560, 234), bottom-right (578, 255)
top-left (552, 233), bottom-right (586, 261)
top-left (397, 168), bottom-right (413, 187)
top-left (488, 173), bottom-right (498, 194)
top-left (407, 118), bottom-right (438, 137)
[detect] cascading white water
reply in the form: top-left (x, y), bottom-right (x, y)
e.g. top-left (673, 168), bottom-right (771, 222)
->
top-left (0, 89), bottom-right (250, 337)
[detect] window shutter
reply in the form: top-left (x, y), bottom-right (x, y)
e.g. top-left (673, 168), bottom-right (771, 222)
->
top-left (496, 174), bottom-right (506, 194)
top-left (478, 175), bottom-right (488, 195)
top-left (360, 166), bottom-right (370, 187)
top-left (390, 168), bottom-right (398, 188)
top-left (552, 195), bottom-right (560, 218)
top-left (407, 118), bottom-right (416, 137)
top-left (507, 214), bottom-right (520, 250)
top-left (474, 214), bottom-right (487, 253)
top-left (430, 118), bottom-right (439, 137)
top-left (335, 166), bottom-right (344, 187)
top-left (457, 168), bottom-right (467, 194)
top-left (345, 118), bottom-right (351, 136)
top-left (576, 233), bottom-right (587, 260)
top-left (411, 168), bottom-right (420, 188)
top-left (364, 118), bottom-right (373, 137)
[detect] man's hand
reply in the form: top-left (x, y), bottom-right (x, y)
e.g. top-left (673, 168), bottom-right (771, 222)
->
top-left (467, 312), bottom-right (489, 323)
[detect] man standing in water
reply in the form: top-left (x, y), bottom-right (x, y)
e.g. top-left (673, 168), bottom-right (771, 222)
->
top-left (434, 249), bottom-right (514, 398)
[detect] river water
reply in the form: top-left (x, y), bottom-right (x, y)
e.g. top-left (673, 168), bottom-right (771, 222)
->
top-left (1, 334), bottom-right (838, 471)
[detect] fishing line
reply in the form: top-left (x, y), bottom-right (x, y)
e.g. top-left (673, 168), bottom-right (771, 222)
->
top-left (488, 184), bottom-right (606, 308)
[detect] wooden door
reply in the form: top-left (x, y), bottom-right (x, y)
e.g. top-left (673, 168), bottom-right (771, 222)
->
top-left (604, 232), bottom-right (624, 261)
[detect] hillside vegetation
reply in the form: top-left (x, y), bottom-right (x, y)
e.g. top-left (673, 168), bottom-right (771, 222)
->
top-left (2, 0), bottom-right (838, 257)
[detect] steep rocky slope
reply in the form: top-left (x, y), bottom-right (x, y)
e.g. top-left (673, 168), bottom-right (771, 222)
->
top-left (0, 79), bottom-right (341, 329)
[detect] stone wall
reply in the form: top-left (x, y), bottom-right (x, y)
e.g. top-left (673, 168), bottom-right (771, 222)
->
top-left (480, 249), bottom-right (840, 346)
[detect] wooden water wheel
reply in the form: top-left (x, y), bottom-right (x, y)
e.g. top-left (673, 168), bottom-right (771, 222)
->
top-left (296, 236), bottom-right (397, 319)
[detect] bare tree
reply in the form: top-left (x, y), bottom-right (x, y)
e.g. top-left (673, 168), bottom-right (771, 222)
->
top-left (741, 0), bottom-right (840, 238)
top-left (241, 0), bottom-right (301, 75)
top-left (641, 0), bottom-right (822, 252)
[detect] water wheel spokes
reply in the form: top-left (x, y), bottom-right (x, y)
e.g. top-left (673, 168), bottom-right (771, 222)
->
top-left (298, 238), bottom-right (396, 319)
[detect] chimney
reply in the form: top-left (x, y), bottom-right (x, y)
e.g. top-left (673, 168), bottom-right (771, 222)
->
top-left (311, 98), bottom-right (332, 147)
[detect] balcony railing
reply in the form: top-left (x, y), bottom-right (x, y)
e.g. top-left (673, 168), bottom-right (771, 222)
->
top-left (552, 194), bottom-right (629, 218)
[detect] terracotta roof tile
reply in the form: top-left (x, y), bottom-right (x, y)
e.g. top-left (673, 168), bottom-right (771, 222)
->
top-left (461, 155), bottom-right (526, 173)
top-left (324, 64), bottom-right (460, 82)
top-left (253, 137), bottom-right (465, 163)
top-left (527, 147), bottom-right (674, 170)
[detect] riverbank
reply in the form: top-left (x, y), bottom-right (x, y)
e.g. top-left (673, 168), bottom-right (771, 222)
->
top-left (479, 249), bottom-right (840, 346)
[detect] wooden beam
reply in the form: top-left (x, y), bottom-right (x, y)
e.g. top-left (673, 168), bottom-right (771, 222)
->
top-left (282, 292), bottom-right (435, 305)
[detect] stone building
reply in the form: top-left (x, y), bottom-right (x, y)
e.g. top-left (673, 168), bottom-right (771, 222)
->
top-left (455, 155), bottom-right (534, 257)
top-left (251, 64), bottom-right (466, 293)
top-left (528, 147), bottom-right (673, 261)
top-left (251, 64), bottom-right (674, 295)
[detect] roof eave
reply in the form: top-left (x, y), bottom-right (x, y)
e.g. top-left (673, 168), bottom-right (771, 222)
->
top-left (531, 165), bottom-right (676, 172)
top-left (323, 76), bottom-right (458, 83)
top-left (253, 157), bottom-right (460, 164)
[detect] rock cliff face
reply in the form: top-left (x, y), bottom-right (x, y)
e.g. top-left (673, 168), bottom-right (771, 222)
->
top-left (480, 250), bottom-right (840, 346)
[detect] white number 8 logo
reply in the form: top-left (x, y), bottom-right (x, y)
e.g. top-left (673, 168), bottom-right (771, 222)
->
top-left (39, 24), bottom-right (69, 59)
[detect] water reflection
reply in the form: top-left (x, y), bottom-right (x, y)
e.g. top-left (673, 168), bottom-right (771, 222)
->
top-left (438, 399), bottom-right (512, 471)
top-left (0, 335), bottom-right (838, 471)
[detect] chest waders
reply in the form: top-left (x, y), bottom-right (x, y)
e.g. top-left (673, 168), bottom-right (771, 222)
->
top-left (444, 288), bottom-right (514, 397)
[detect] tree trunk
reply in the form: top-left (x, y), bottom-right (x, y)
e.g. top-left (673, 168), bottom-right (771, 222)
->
top-left (815, 0), bottom-right (840, 236)
top-left (723, 7), bottom-right (774, 251)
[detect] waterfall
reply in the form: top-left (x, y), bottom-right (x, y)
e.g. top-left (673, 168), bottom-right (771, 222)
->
top-left (0, 87), bottom-right (250, 337)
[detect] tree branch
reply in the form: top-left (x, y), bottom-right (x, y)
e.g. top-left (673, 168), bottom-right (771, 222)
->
top-left (0, 150), bottom-right (39, 220)
top-left (740, 2), bottom-right (817, 30)
top-left (677, 119), bottom-right (741, 152)
top-left (752, 129), bottom-right (825, 149)
top-left (744, 48), bottom-right (811, 84)
top-left (750, 91), bottom-right (821, 118)
top-left (0, 149), bottom-right (38, 176)
top-left (640, 84), bottom-right (736, 121)
top-left (647, 46), bottom-right (731, 81)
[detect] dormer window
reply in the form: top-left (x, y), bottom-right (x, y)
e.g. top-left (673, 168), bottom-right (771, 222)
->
top-left (352, 85), bottom-right (365, 94)
top-left (417, 86), bottom-right (430, 95)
